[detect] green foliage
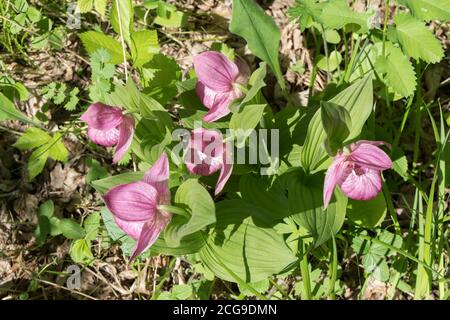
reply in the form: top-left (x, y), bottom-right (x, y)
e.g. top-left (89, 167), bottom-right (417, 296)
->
top-left (392, 13), bottom-right (444, 63)
top-left (145, 1), bottom-right (188, 28)
top-left (41, 83), bottom-right (79, 111)
top-left (165, 179), bottom-right (215, 247)
top-left (13, 128), bottom-right (69, 180)
top-left (79, 31), bottom-right (125, 64)
top-left (230, 0), bottom-right (286, 92)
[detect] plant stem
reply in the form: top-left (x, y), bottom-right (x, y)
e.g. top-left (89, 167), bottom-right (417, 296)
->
top-left (299, 240), bottom-right (312, 300)
top-left (115, 0), bottom-right (128, 82)
top-left (382, 0), bottom-right (390, 57)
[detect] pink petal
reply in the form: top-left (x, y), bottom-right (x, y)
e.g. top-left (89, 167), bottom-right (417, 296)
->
top-left (193, 51), bottom-right (238, 92)
top-left (340, 167), bottom-right (383, 201)
top-left (129, 215), bottom-right (169, 261)
top-left (215, 142), bottom-right (233, 195)
top-left (144, 152), bottom-right (171, 205)
top-left (349, 141), bottom-right (392, 171)
top-left (114, 217), bottom-right (146, 240)
top-left (87, 126), bottom-right (119, 147)
top-left (80, 102), bottom-right (123, 130)
top-left (185, 129), bottom-right (224, 175)
top-left (202, 93), bottom-right (233, 122)
top-left (103, 181), bottom-right (158, 222)
top-left (323, 156), bottom-right (349, 208)
top-left (113, 116), bottom-right (134, 163)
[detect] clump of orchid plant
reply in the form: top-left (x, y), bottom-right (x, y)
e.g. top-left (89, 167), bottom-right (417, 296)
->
top-left (103, 153), bottom-right (171, 261)
top-left (323, 140), bottom-right (392, 208)
top-left (193, 51), bottom-right (250, 122)
top-left (80, 102), bottom-right (134, 163)
top-left (184, 128), bottom-right (233, 195)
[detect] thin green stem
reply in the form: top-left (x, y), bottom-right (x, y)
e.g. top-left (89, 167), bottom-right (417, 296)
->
top-left (299, 240), bottom-right (312, 300)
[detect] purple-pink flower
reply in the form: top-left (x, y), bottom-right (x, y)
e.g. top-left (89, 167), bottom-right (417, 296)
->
top-left (323, 140), bottom-right (393, 208)
top-left (184, 128), bottom-right (233, 195)
top-left (103, 153), bottom-right (171, 260)
top-left (194, 51), bottom-right (250, 122)
top-left (80, 102), bottom-right (134, 163)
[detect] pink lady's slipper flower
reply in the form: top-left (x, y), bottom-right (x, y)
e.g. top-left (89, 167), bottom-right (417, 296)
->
top-left (193, 51), bottom-right (250, 122)
top-left (323, 140), bottom-right (393, 208)
top-left (184, 128), bottom-right (233, 195)
top-left (80, 102), bottom-right (134, 163)
top-left (103, 153), bottom-right (171, 260)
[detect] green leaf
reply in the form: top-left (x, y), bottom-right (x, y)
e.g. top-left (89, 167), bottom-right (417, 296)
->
top-left (39, 200), bottom-right (54, 218)
top-left (288, 0), bottom-right (324, 32)
top-left (404, 0), bottom-right (450, 21)
top-left (321, 0), bottom-right (374, 33)
top-left (77, 0), bottom-right (93, 12)
top-left (111, 0), bottom-right (133, 45)
top-left (240, 174), bottom-right (289, 220)
top-left (60, 219), bottom-right (86, 240)
top-left (84, 212), bottom-right (100, 242)
top-left (70, 239), bottom-right (93, 263)
top-left (0, 93), bottom-right (30, 123)
top-left (393, 13), bottom-right (444, 63)
top-left (200, 200), bottom-right (297, 283)
top-left (287, 171), bottom-right (347, 247)
top-left (79, 31), bottom-right (125, 64)
top-left (240, 62), bottom-right (267, 105)
top-left (230, 104), bottom-right (266, 147)
top-left (28, 145), bottom-right (50, 180)
top-left (301, 75), bottom-right (373, 172)
top-left (347, 193), bottom-right (387, 228)
top-left (375, 41), bottom-right (416, 97)
top-left (153, 2), bottom-right (187, 28)
top-left (230, 0), bottom-right (286, 91)
top-left (85, 158), bottom-right (108, 184)
top-left (165, 179), bottom-right (215, 247)
top-left (94, 0), bottom-right (108, 16)
top-left (91, 172), bottom-right (144, 194)
top-left (130, 30), bottom-right (159, 67)
top-left (171, 284), bottom-right (193, 300)
top-left (317, 50), bottom-right (342, 72)
top-left (13, 128), bottom-right (51, 150)
top-left (320, 101), bottom-right (352, 149)
top-left (48, 133), bottom-right (69, 163)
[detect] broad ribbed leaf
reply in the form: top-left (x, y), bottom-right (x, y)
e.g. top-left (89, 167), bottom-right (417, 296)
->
top-left (200, 200), bottom-right (297, 283)
top-left (301, 75), bottom-right (373, 172)
top-left (230, 0), bottom-right (285, 91)
top-left (347, 193), bottom-right (386, 228)
top-left (287, 171), bottom-right (347, 247)
top-left (165, 179), bottom-right (215, 247)
top-left (240, 174), bottom-right (289, 220)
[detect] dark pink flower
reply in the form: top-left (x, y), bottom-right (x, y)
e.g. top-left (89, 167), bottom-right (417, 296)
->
top-left (184, 128), bottom-right (233, 195)
top-left (80, 102), bottom-right (134, 163)
top-left (103, 153), bottom-right (171, 260)
top-left (193, 51), bottom-right (250, 122)
top-left (323, 140), bottom-right (392, 208)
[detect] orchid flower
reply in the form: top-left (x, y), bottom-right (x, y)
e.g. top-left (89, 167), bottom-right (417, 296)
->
top-left (184, 128), bottom-right (233, 195)
top-left (193, 51), bottom-right (250, 122)
top-left (80, 102), bottom-right (134, 163)
top-left (323, 140), bottom-right (392, 208)
top-left (103, 153), bottom-right (171, 261)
